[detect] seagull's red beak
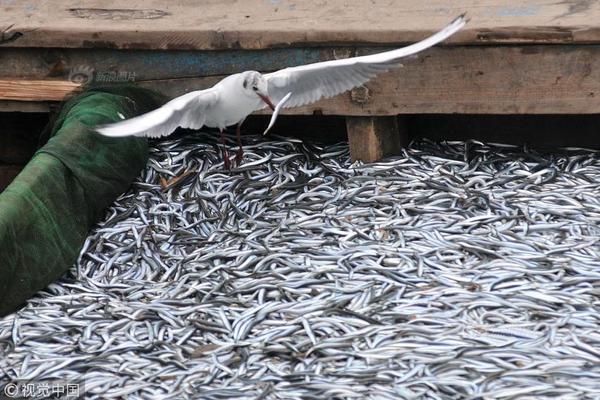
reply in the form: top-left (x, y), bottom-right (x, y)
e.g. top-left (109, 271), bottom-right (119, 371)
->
top-left (258, 93), bottom-right (276, 111)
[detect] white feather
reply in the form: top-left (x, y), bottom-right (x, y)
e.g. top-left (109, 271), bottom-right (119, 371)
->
top-left (95, 89), bottom-right (219, 138)
top-left (93, 15), bottom-right (466, 139)
top-left (263, 14), bottom-right (467, 108)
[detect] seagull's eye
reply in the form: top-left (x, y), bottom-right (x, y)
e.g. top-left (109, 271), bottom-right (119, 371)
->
top-left (252, 86), bottom-right (258, 91)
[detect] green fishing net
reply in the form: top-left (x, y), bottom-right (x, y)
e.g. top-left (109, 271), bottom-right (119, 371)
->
top-left (0, 86), bottom-right (164, 316)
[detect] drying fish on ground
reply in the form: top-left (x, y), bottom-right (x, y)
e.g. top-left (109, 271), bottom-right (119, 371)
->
top-left (1, 133), bottom-right (600, 399)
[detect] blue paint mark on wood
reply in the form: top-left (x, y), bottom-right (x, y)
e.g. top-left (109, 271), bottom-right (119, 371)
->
top-left (5, 46), bottom-right (423, 82)
top-left (109, 48), bottom-right (328, 79)
top-left (484, 5), bottom-right (539, 17)
top-left (4, 47), bottom-right (335, 80)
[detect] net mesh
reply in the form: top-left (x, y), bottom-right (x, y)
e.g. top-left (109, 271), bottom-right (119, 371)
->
top-left (0, 85), bottom-right (164, 316)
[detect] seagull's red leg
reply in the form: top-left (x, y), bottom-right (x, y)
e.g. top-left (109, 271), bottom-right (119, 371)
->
top-left (220, 129), bottom-right (231, 170)
top-left (235, 122), bottom-right (244, 164)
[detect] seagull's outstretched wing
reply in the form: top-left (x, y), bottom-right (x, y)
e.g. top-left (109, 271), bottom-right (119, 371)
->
top-left (95, 89), bottom-right (220, 138)
top-left (263, 14), bottom-right (467, 109)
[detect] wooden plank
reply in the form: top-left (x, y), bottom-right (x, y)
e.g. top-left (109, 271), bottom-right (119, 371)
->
top-left (0, 47), bottom-right (332, 80)
top-left (346, 116), bottom-right (403, 162)
top-left (1, 0), bottom-right (600, 50)
top-left (0, 79), bottom-right (81, 101)
top-left (3, 45), bottom-right (600, 115)
top-left (0, 101), bottom-right (50, 113)
top-left (139, 45), bottom-right (600, 115)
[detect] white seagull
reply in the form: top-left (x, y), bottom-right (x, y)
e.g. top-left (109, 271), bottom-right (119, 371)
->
top-left (96, 14), bottom-right (467, 169)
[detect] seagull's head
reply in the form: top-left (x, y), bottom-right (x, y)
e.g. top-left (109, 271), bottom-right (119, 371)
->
top-left (242, 71), bottom-right (275, 111)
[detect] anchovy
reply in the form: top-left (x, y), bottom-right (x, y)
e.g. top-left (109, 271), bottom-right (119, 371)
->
top-left (1, 133), bottom-right (600, 398)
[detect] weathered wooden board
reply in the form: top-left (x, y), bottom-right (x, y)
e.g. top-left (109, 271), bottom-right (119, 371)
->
top-left (4, 45), bottom-right (599, 115)
top-left (0, 101), bottom-right (49, 113)
top-left (0, 47), bottom-right (333, 80)
top-left (140, 45), bottom-right (600, 115)
top-left (346, 116), bottom-right (404, 162)
top-left (1, 0), bottom-right (600, 50)
top-left (0, 80), bottom-right (80, 101)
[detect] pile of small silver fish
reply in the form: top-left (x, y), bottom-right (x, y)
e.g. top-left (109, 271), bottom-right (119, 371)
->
top-left (2, 131), bottom-right (600, 399)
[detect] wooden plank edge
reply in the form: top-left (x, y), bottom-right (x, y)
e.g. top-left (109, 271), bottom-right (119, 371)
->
top-left (3, 40), bottom-right (600, 116)
top-left (0, 101), bottom-right (51, 113)
top-left (5, 26), bottom-right (600, 50)
top-left (0, 79), bottom-right (82, 102)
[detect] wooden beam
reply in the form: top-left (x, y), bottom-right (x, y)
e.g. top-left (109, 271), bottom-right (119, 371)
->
top-left (0, 80), bottom-right (81, 102)
top-left (0, 47), bottom-right (332, 82)
top-left (2, 0), bottom-right (600, 50)
top-left (138, 45), bottom-right (600, 115)
top-left (2, 44), bottom-right (600, 115)
top-left (0, 101), bottom-right (50, 113)
top-left (346, 116), bottom-right (404, 162)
